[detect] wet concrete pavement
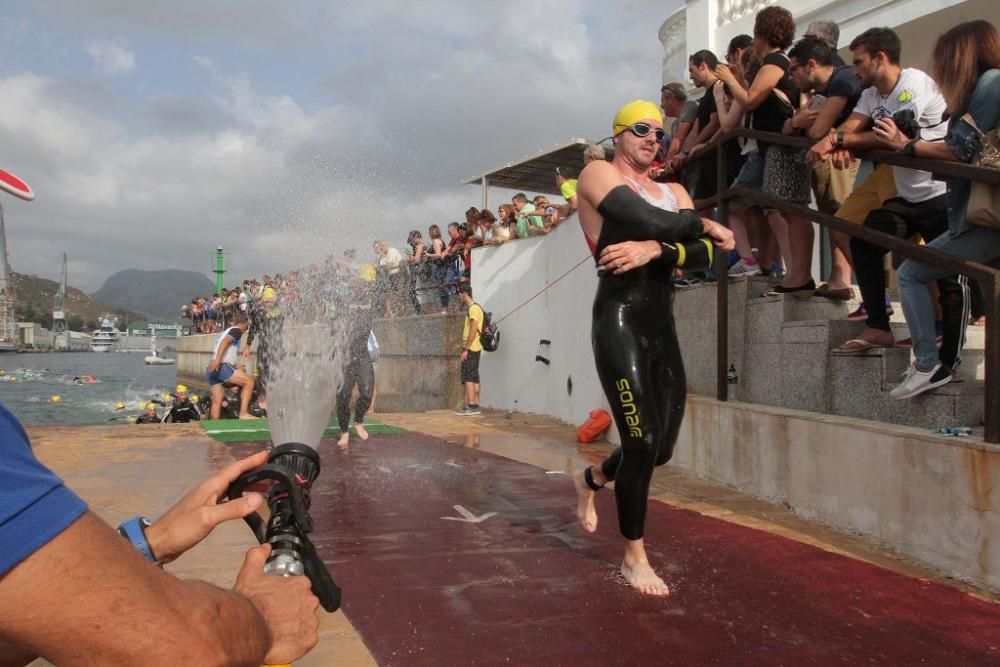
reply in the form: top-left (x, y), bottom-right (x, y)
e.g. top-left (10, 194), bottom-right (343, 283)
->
top-left (28, 410), bottom-right (1000, 665)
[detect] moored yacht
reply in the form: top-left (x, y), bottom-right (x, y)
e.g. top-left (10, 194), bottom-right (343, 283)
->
top-left (90, 316), bottom-right (121, 352)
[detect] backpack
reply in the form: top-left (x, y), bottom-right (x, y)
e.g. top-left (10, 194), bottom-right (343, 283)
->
top-left (475, 303), bottom-right (500, 352)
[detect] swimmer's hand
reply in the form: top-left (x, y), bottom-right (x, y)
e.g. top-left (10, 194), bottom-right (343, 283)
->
top-left (701, 219), bottom-right (735, 252)
top-left (599, 240), bottom-right (663, 275)
top-left (145, 450), bottom-right (268, 564)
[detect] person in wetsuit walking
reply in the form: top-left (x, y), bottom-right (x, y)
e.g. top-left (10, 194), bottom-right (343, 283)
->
top-left (246, 287), bottom-right (283, 413)
top-left (572, 100), bottom-right (734, 596)
top-left (335, 266), bottom-right (377, 448)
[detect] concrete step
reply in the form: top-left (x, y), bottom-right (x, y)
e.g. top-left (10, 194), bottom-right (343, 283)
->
top-left (829, 349), bottom-right (984, 429)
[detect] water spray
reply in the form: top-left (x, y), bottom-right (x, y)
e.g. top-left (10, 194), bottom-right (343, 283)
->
top-left (223, 269), bottom-right (356, 620)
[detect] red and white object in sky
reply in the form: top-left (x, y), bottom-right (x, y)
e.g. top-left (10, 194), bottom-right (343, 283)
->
top-left (0, 166), bottom-right (34, 201)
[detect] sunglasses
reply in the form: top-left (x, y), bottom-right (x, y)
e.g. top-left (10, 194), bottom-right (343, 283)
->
top-left (623, 122), bottom-right (665, 142)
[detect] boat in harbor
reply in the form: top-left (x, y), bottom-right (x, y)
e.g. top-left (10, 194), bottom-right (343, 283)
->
top-left (90, 316), bottom-right (121, 352)
top-left (144, 334), bottom-right (175, 365)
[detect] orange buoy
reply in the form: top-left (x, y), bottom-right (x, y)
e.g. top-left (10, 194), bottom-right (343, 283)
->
top-left (576, 409), bottom-right (612, 443)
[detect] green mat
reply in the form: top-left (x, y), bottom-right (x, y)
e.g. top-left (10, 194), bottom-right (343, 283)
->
top-left (200, 417), bottom-right (409, 442)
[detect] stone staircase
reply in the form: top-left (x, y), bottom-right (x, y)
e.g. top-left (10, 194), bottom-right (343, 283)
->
top-left (673, 276), bottom-right (985, 431)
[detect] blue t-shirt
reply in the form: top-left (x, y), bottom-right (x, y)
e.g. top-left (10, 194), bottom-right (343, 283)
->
top-left (0, 402), bottom-right (88, 576)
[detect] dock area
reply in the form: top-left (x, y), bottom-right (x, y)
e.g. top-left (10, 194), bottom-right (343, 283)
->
top-left (30, 410), bottom-right (1000, 665)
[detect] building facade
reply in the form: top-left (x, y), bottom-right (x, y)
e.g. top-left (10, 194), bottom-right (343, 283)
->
top-left (660, 0), bottom-right (991, 86)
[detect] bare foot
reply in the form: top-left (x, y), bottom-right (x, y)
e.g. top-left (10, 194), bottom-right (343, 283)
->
top-left (572, 469), bottom-right (598, 533)
top-left (354, 423), bottom-right (369, 440)
top-left (337, 432), bottom-right (349, 448)
top-left (620, 559), bottom-right (670, 596)
top-left (238, 413), bottom-right (260, 420)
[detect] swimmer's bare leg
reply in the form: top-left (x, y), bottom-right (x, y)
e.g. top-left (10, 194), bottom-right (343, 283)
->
top-left (353, 422), bottom-right (369, 440)
top-left (621, 538), bottom-right (669, 596)
top-left (572, 466), bottom-right (606, 533)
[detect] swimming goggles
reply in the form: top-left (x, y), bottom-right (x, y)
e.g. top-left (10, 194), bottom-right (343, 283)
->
top-left (622, 122), bottom-right (665, 142)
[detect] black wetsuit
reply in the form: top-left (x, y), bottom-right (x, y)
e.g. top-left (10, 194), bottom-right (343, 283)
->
top-left (166, 398), bottom-right (200, 423)
top-left (336, 292), bottom-right (376, 432)
top-left (588, 181), bottom-right (712, 540)
top-left (247, 304), bottom-right (284, 393)
top-left (135, 414), bottom-right (160, 424)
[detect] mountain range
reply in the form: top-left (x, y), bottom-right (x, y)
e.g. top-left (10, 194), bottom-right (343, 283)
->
top-left (91, 269), bottom-right (217, 322)
top-left (13, 268), bottom-right (215, 329)
top-left (13, 272), bottom-right (145, 331)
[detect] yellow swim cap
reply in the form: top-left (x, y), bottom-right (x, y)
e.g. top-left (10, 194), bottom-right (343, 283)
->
top-left (612, 99), bottom-right (664, 136)
top-left (359, 264), bottom-right (376, 282)
top-left (145, 402), bottom-right (156, 410)
top-left (50, 395), bottom-right (61, 403)
top-left (115, 401), bottom-right (125, 409)
top-left (190, 394), bottom-right (199, 403)
top-left (176, 384), bottom-right (187, 393)
top-left (261, 287), bottom-right (276, 301)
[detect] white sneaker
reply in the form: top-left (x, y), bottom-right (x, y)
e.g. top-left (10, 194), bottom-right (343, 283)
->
top-left (729, 258), bottom-right (762, 277)
top-left (889, 364), bottom-right (952, 400)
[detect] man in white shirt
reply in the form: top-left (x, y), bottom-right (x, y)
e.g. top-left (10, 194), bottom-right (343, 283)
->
top-left (206, 312), bottom-right (258, 419)
top-left (808, 27), bottom-right (968, 380)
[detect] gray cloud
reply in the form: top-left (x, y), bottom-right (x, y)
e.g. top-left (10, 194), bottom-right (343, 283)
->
top-left (3, 1), bottom-right (680, 292)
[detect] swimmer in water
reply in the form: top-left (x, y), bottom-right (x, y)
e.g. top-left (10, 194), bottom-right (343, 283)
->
top-left (571, 99), bottom-right (734, 596)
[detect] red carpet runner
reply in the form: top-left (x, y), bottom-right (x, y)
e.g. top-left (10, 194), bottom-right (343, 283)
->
top-left (230, 434), bottom-right (1000, 665)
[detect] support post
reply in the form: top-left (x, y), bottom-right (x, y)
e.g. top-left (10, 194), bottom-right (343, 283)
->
top-left (984, 275), bottom-right (999, 443)
top-left (214, 246), bottom-right (225, 294)
top-left (715, 141), bottom-right (729, 402)
top-left (481, 177), bottom-right (489, 212)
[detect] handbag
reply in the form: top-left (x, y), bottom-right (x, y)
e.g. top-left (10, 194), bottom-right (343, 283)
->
top-left (962, 112), bottom-right (1000, 229)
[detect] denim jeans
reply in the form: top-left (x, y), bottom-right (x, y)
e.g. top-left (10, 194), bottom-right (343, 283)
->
top-left (897, 226), bottom-right (1000, 369)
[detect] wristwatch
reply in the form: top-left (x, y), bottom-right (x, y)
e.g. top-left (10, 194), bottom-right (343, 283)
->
top-left (118, 516), bottom-right (158, 564)
top-left (835, 131), bottom-right (845, 150)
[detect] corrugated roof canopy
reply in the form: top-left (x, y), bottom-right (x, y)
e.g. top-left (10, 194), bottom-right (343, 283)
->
top-left (462, 138), bottom-right (612, 196)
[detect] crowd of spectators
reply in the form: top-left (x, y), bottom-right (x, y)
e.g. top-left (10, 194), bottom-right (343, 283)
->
top-left (651, 9), bottom-right (998, 400)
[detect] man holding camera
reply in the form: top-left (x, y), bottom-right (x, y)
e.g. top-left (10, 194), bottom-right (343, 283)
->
top-left (808, 27), bottom-right (967, 379)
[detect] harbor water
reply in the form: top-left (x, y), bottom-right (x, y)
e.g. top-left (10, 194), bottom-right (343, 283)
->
top-left (0, 351), bottom-right (177, 426)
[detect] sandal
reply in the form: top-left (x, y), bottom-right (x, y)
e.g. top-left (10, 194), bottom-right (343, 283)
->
top-left (814, 283), bottom-right (855, 301)
top-left (834, 336), bottom-right (892, 353)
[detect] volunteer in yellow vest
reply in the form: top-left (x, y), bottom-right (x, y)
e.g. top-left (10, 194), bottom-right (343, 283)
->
top-left (455, 283), bottom-right (483, 416)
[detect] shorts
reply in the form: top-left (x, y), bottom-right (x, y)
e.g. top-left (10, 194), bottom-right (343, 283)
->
top-left (835, 163), bottom-right (896, 225)
top-left (811, 158), bottom-right (860, 215)
top-left (730, 151), bottom-right (764, 208)
top-left (206, 362), bottom-right (236, 386)
top-left (460, 350), bottom-right (481, 384)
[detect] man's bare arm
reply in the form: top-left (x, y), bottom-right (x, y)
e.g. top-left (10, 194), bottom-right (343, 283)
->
top-left (0, 512), bottom-right (271, 665)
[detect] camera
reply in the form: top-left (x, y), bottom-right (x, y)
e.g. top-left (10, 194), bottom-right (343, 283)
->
top-left (892, 109), bottom-right (920, 139)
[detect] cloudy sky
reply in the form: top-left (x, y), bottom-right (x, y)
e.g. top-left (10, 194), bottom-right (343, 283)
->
top-left (0, 0), bottom-right (680, 291)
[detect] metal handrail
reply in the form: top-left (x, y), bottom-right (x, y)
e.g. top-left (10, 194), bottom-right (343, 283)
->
top-left (684, 127), bottom-right (1000, 443)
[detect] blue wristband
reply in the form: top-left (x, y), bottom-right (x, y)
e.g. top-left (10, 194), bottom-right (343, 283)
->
top-left (118, 516), bottom-right (157, 563)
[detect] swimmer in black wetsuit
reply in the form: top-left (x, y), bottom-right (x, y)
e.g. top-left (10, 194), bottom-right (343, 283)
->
top-left (246, 287), bottom-right (283, 413)
top-left (572, 99), bottom-right (735, 596)
top-left (335, 266), bottom-right (377, 448)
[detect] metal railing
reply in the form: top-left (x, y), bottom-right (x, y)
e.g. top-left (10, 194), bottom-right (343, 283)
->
top-left (691, 128), bottom-right (1000, 443)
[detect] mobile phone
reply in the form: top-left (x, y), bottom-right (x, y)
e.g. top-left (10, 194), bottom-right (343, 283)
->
top-left (808, 94), bottom-right (827, 112)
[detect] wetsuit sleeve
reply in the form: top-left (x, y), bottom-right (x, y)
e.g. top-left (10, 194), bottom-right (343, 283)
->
top-left (657, 237), bottom-right (715, 272)
top-left (597, 185), bottom-right (702, 243)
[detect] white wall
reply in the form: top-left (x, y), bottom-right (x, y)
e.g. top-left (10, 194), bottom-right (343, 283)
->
top-left (472, 221), bottom-right (615, 433)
